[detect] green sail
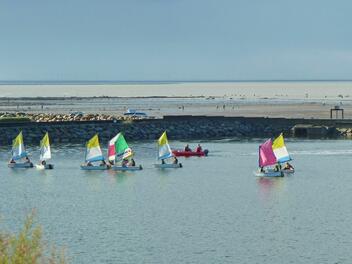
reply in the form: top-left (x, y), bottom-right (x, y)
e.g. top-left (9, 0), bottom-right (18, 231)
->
top-left (115, 133), bottom-right (133, 161)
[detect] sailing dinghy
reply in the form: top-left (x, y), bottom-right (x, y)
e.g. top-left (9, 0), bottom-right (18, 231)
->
top-left (80, 134), bottom-right (109, 170)
top-left (154, 131), bottom-right (182, 169)
top-left (272, 133), bottom-right (294, 174)
top-left (36, 132), bottom-right (54, 169)
top-left (109, 133), bottom-right (142, 171)
top-left (255, 139), bottom-right (283, 177)
top-left (8, 131), bottom-right (33, 168)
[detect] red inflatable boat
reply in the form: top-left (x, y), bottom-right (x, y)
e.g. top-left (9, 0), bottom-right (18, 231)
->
top-left (172, 149), bottom-right (209, 157)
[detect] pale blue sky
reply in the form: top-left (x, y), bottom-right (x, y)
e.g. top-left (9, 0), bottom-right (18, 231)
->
top-left (0, 0), bottom-right (351, 81)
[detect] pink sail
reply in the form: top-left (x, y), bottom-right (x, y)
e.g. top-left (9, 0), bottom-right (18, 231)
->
top-left (259, 139), bottom-right (277, 167)
top-left (108, 134), bottom-right (118, 161)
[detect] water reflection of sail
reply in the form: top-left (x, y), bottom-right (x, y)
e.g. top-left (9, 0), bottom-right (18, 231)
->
top-left (257, 177), bottom-right (284, 201)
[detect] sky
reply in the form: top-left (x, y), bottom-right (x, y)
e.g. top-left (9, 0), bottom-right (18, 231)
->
top-left (0, 0), bottom-right (351, 81)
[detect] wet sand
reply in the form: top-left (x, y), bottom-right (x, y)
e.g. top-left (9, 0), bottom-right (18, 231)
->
top-left (0, 96), bottom-right (350, 119)
top-left (0, 81), bottom-right (351, 119)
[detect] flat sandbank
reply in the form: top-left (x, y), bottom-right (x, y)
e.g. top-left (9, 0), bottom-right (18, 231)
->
top-left (0, 81), bottom-right (351, 119)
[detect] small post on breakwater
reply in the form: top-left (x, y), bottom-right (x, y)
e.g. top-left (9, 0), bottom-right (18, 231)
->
top-left (330, 105), bottom-right (344, 119)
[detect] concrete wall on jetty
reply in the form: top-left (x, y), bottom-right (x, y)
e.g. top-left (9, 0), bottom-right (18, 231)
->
top-left (0, 115), bottom-right (346, 145)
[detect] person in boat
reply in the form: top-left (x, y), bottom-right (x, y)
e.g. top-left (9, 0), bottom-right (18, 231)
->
top-left (122, 158), bottom-right (129, 167)
top-left (108, 160), bottom-right (114, 166)
top-left (86, 161), bottom-right (93, 166)
top-left (259, 167), bottom-right (264, 173)
top-left (284, 162), bottom-right (294, 170)
top-left (41, 160), bottom-right (46, 166)
top-left (25, 156), bottom-right (31, 163)
top-left (129, 158), bottom-right (136, 167)
top-left (100, 160), bottom-right (107, 166)
top-left (173, 157), bottom-right (178, 164)
top-left (161, 159), bottom-right (165, 164)
top-left (184, 144), bottom-right (191, 152)
top-left (195, 144), bottom-right (202, 152)
top-left (9, 158), bottom-right (16, 164)
top-left (274, 164), bottom-right (280, 172)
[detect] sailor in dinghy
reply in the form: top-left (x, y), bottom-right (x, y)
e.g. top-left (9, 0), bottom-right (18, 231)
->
top-left (109, 133), bottom-right (143, 171)
top-left (255, 138), bottom-right (283, 177)
top-left (80, 134), bottom-right (109, 170)
top-left (272, 133), bottom-right (294, 174)
top-left (154, 131), bottom-right (182, 169)
top-left (8, 131), bottom-right (33, 168)
top-left (36, 132), bottom-right (54, 169)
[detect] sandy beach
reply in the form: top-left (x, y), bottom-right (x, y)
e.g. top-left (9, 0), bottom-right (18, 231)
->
top-left (0, 81), bottom-right (351, 119)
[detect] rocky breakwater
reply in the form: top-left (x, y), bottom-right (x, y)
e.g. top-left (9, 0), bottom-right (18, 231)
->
top-left (0, 115), bottom-right (296, 146)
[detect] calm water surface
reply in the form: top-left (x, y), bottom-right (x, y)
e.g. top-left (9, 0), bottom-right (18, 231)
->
top-left (0, 139), bottom-right (351, 263)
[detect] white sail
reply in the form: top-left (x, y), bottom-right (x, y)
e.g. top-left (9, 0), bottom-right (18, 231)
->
top-left (40, 133), bottom-right (51, 161)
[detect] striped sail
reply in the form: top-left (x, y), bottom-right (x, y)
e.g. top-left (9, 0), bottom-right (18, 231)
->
top-left (108, 134), bottom-right (119, 161)
top-left (12, 131), bottom-right (27, 160)
top-left (108, 133), bottom-right (132, 162)
top-left (85, 134), bottom-right (104, 162)
top-left (115, 133), bottom-right (133, 161)
top-left (157, 131), bottom-right (173, 160)
top-left (40, 132), bottom-right (51, 161)
top-left (259, 139), bottom-right (277, 167)
top-left (272, 133), bottom-right (291, 163)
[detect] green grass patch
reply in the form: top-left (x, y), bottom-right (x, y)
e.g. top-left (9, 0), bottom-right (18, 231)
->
top-left (0, 117), bottom-right (31, 123)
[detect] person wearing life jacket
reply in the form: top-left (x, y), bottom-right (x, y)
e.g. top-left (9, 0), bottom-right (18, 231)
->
top-left (122, 158), bottom-right (129, 167)
top-left (184, 144), bottom-right (191, 152)
top-left (195, 144), bottom-right (202, 153)
top-left (129, 158), bottom-right (136, 167)
top-left (284, 162), bottom-right (294, 170)
top-left (173, 157), bottom-right (178, 164)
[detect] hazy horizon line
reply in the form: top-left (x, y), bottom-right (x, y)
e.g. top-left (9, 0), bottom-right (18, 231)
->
top-left (1, 79), bottom-right (352, 85)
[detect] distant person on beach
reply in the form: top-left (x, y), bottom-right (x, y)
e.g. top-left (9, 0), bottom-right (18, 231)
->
top-left (184, 144), bottom-right (191, 152)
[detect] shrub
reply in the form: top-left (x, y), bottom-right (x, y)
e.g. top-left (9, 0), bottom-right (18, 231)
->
top-left (0, 117), bottom-right (31, 123)
top-left (0, 212), bottom-right (67, 263)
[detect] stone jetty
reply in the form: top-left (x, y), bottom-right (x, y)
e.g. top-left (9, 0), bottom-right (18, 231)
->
top-left (0, 113), bottom-right (348, 145)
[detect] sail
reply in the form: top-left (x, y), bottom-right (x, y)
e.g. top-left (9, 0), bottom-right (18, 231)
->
top-left (272, 133), bottom-right (291, 163)
top-left (259, 139), bottom-right (277, 167)
top-left (115, 133), bottom-right (133, 161)
top-left (85, 134), bottom-right (104, 162)
top-left (108, 134), bottom-right (119, 161)
top-left (39, 132), bottom-right (51, 161)
top-left (12, 131), bottom-right (27, 160)
top-left (157, 131), bottom-right (173, 160)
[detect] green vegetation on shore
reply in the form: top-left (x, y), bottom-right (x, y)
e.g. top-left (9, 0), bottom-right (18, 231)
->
top-left (0, 212), bottom-right (67, 263)
top-left (0, 117), bottom-right (31, 123)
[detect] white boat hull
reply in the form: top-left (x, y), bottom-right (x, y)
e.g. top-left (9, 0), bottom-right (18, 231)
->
top-left (254, 170), bottom-right (283, 177)
top-left (8, 162), bottom-right (34, 169)
top-left (36, 164), bottom-right (54, 170)
top-left (80, 165), bottom-right (110, 170)
top-left (282, 168), bottom-right (295, 174)
top-left (154, 163), bottom-right (183, 169)
top-left (112, 165), bottom-right (143, 171)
